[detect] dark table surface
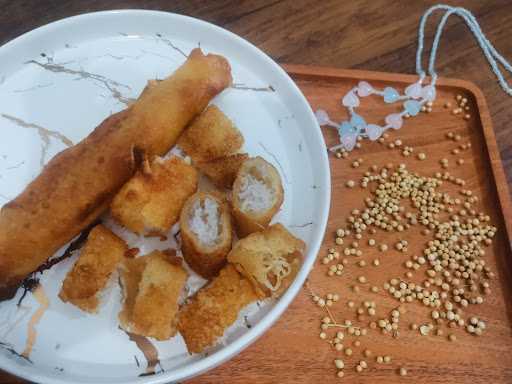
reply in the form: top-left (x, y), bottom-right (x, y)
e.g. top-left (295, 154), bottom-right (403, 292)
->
top-left (1, 1), bottom-right (511, 383)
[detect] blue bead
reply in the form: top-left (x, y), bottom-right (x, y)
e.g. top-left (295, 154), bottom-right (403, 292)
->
top-left (338, 121), bottom-right (353, 137)
top-left (383, 87), bottom-right (399, 103)
top-left (404, 100), bottom-right (421, 116)
top-left (350, 113), bottom-right (366, 130)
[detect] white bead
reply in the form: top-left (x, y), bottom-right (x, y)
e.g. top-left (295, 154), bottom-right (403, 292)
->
top-left (405, 82), bottom-right (422, 99)
top-left (357, 81), bottom-right (373, 97)
top-left (315, 109), bottom-right (331, 125)
top-left (341, 131), bottom-right (358, 151)
top-left (366, 124), bottom-right (383, 140)
top-left (342, 91), bottom-right (360, 108)
top-left (421, 85), bottom-right (436, 101)
top-left (385, 113), bottom-right (403, 129)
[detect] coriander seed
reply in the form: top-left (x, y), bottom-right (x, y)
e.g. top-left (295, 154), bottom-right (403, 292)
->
top-left (334, 359), bottom-right (344, 369)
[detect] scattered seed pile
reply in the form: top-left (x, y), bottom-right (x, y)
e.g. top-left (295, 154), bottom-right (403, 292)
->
top-left (309, 94), bottom-right (496, 379)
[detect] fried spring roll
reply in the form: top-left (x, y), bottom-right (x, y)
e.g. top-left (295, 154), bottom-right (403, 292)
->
top-left (59, 224), bottom-right (127, 313)
top-left (232, 157), bottom-right (284, 237)
top-left (0, 49), bottom-right (231, 299)
top-left (227, 224), bottom-right (305, 298)
top-left (177, 264), bottom-right (257, 353)
top-left (111, 156), bottom-right (198, 234)
top-left (180, 192), bottom-right (232, 278)
top-left (178, 105), bottom-right (244, 162)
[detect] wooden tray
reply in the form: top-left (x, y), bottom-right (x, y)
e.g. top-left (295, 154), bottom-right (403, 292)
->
top-left (3, 67), bottom-right (512, 384)
top-left (191, 65), bottom-right (512, 384)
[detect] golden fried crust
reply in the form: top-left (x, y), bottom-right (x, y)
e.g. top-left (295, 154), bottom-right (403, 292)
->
top-left (0, 49), bottom-right (231, 298)
top-left (227, 223), bottom-right (305, 298)
top-left (180, 192), bottom-right (232, 278)
top-left (195, 153), bottom-right (248, 189)
top-left (177, 264), bottom-right (257, 353)
top-left (59, 225), bottom-right (127, 313)
top-left (118, 257), bottom-right (148, 332)
top-left (111, 156), bottom-right (198, 234)
top-left (232, 157), bottom-right (284, 237)
top-left (178, 105), bottom-right (243, 162)
top-left (119, 251), bottom-right (187, 340)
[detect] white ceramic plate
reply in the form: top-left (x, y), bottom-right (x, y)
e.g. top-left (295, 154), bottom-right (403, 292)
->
top-left (0, 10), bottom-right (330, 384)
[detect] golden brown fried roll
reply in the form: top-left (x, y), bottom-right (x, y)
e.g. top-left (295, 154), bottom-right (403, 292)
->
top-left (111, 156), bottom-right (198, 235)
top-left (0, 48), bottom-right (231, 299)
top-left (180, 192), bottom-right (232, 278)
top-left (227, 223), bottom-right (304, 298)
top-left (178, 105), bottom-right (244, 162)
top-left (195, 153), bottom-right (248, 189)
top-left (177, 264), bottom-right (257, 353)
top-left (58, 224), bottom-right (127, 313)
top-left (232, 157), bottom-right (284, 237)
top-left (119, 250), bottom-right (187, 340)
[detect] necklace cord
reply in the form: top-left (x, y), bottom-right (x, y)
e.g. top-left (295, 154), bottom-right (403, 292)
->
top-left (416, 4), bottom-right (512, 95)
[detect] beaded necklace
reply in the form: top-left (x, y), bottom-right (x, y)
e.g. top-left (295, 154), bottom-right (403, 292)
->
top-left (316, 4), bottom-right (512, 152)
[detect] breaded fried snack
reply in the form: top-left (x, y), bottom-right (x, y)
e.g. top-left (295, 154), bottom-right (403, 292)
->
top-left (178, 105), bottom-right (244, 162)
top-left (59, 224), bottom-right (127, 313)
top-left (111, 156), bottom-right (198, 234)
top-left (0, 48), bottom-right (231, 299)
top-left (177, 264), bottom-right (257, 353)
top-left (119, 250), bottom-right (187, 340)
top-left (180, 192), bottom-right (232, 278)
top-left (195, 153), bottom-right (248, 189)
top-left (118, 257), bottom-right (147, 330)
top-left (227, 224), bottom-right (305, 298)
top-left (232, 157), bottom-right (284, 237)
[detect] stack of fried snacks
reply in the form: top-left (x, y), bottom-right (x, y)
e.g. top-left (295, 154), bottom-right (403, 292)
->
top-left (179, 224), bottom-right (304, 353)
top-left (0, 48), bottom-right (232, 299)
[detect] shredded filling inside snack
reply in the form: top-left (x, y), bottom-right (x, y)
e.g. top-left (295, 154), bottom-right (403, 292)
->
top-left (260, 252), bottom-right (292, 292)
top-left (238, 171), bottom-right (276, 213)
top-left (189, 197), bottom-right (221, 246)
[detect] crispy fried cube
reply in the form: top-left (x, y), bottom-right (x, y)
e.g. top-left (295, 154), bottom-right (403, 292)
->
top-left (178, 105), bottom-right (244, 162)
top-left (195, 153), bottom-right (248, 189)
top-left (178, 264), bottom-right (257, 353)
top-left (111, 156), bottom-right (198, 234)
top-left (227, 223), bottom-right (305, 298)
top-left (59, 224), bottom-right (127, 313)
top-left (119, 250), bottom-right (187, 340)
